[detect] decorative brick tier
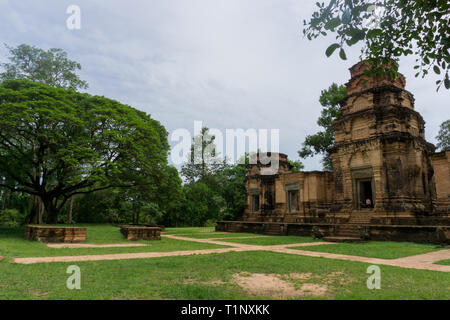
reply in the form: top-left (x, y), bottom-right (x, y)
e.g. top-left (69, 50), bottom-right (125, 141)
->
top-left (119, 225), bottom-right (161, 241)
top-left (216, 221), bottom-right (450, 244)
top-left (25, 225), bottom-right (86, 243)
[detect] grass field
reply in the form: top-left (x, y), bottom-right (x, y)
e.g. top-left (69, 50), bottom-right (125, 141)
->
top-left (0, 225), bottom-right (449, 300)
top-left (0, 225), bottom-right (229, 260)
top-left (212, 235), bottom-right (321, 246)
top-left (435, 259), bottom-right (450, 266)
top-left (291, 241), bottom-right (443, 259)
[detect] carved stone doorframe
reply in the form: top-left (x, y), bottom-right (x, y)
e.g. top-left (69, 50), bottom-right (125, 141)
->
top-left (351, 166), bottom-right (375, 211)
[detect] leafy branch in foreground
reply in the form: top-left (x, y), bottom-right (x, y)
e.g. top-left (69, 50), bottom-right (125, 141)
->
top-left (304, 0), bottom-right (450, 90)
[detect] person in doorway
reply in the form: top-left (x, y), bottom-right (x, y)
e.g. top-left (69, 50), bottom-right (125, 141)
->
top-left (365, 198), bottom-right (372, 208)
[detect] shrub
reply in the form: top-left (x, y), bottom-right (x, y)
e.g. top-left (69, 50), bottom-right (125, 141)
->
top-left (0, 209), bottom-right (24, 227)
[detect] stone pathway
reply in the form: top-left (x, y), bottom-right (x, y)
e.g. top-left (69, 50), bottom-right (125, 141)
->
top-left (11, 234), bottom-right (450, 272)
top-left (269, 248), bottom-right (450, 272)
top-left (46, 243), bottom-right (148, 249)
top-left (13, 247), bottom-right (251, 264)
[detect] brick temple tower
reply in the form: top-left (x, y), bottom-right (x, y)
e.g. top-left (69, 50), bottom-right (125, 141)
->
top-left (330, 61), bottom-right (436, 223)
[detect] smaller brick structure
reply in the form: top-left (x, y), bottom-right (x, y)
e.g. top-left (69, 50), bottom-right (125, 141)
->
top-left (25, 225), bottom-right (86, 243)
top-left (119, 225), bottom-right (161, 241)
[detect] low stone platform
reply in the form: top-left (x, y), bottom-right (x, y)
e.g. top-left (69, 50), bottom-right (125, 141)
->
top-left (25, 225), bottom-right (86, 243)
top-left (216, 221), bottom-right (450, 244)
top-left (119, 225), bottom-right (161, 241)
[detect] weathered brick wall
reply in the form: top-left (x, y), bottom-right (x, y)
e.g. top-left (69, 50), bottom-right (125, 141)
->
top-left (431, 151), bottom-right (450, 214)
top-left (25, 225), bottom-right (86, 243)
top-left (119, 225), bottom-right (161, 241)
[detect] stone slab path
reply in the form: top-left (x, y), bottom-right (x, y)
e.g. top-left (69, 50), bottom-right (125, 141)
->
top-left (47, 243), bottom-right (148, 249)
top-left (13, 247), bottom-right (251, 264)
top-left (12, 234), bottom-right (450, 272)
top-left (269, 248), bottom-right (450, 272)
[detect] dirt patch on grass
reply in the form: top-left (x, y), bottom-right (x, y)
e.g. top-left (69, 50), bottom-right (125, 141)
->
top-left (231, 273), bottom-right (328, 298)
top-left (30, 290), bottom-right (49, 297)
top-left (287, 272), bottom-right (313, 280)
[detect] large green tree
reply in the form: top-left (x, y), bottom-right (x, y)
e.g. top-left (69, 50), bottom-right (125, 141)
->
top-left (299, 83), bottom-right (347, 170)
top-left (436, 119), bottom-right (450, 151)
top-left (304, 0), bottom-right (450, 90)
top-left (181, 127), bottom-right (227, 184)
top-left (0, 80), bottom-right (169, 223)
top-left (1, 44), bottom-right (88, 90)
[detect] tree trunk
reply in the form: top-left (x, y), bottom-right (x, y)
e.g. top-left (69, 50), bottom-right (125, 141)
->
top-left (38, 198), bottom-right (44, 224)
top-left (28, 195), bottom-right (43, 224)
top-left (68, 196), bottom-right (74, 224)
top-left (43, 197), bottom-right (59, 224)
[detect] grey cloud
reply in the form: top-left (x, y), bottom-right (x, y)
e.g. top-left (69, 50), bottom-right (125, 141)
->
top-left (0, 0), bottom-right (448, 170)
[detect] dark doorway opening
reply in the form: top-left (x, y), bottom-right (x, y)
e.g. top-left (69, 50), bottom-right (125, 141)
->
top-left (359, 180), bottom-right (374, 209)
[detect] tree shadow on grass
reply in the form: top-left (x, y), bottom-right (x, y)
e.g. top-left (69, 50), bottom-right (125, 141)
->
top-left (0, 226), bottom-right (26, 241)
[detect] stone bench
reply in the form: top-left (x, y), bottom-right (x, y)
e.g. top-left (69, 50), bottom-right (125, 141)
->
top-left (119, 225), bottom-right (162, 241)
top-left (25, 225), bottom-right (86, 243)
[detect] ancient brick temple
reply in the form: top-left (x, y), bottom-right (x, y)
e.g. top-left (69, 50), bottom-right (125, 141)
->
top-left (217, 61), bottom-right (450, 243)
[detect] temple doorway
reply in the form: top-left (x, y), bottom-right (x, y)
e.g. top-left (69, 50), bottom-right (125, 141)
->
top-left (357, 179), bottom-right (374, 209)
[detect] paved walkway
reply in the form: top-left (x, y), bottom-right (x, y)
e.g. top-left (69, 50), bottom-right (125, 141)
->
top-left (47, 243), bottom-right (149, 249)
top-left (12, 234), bottom-right (450, 272)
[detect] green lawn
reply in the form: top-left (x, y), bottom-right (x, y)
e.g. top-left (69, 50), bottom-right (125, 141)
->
top-left (0, 225), bottom-right (448, 300)
top-left (216, 235), bottom-right (321, 246)
top-left (170, 232), bottom-right (266, 239)
top-left (0, 225), bottom-right (229, 260)
top-left (291, 241), bottom-right (442, 259)
top-left (163, 227), bottom-right (215, 234)
top-left (435, 259), bottom-right (450, 266)
top-left (0, 250), bottom-right (448, 299)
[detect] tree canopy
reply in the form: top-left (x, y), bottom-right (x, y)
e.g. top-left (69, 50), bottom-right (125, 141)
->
top-left (299, 83), bottom-right (347, 170)
top-left (181, 127), bottom-right (227, 184)
top-left (0, 44), bottom-right (88, 90)
top-left (0, 79), bottom-right (169, 223)
top-left (436, 119), bottom-right (450, 151)
top-left (304, 0), bottom-right (450, 90)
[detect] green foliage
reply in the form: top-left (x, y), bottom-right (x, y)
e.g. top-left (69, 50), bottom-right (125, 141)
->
top-left (299, 83), bottom-right (346, 170)
top-left (0, 80), bottom-right (170, 223)
top-left (181, 127), bottom-right (227, 184)
top-left (304, 0), bottom-right (450, 90)
top-left (0, 209), bottom-right (23, 227)
top-left (177, 129), bottom-right (248, 226)
top-left (288, 159), bottom-right (305, 173)
top-left (0, 44), bottom-right (88, 90)
top-left (436, 119), bottom-right (450, 151)
top-left (182, 182), bottom-right (226, 226)
top-left (216, 162), bottom-right (247, 221)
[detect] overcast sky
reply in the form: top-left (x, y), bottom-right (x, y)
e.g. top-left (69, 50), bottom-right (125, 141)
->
top-left (1, 0), bottom-right (448, 170)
